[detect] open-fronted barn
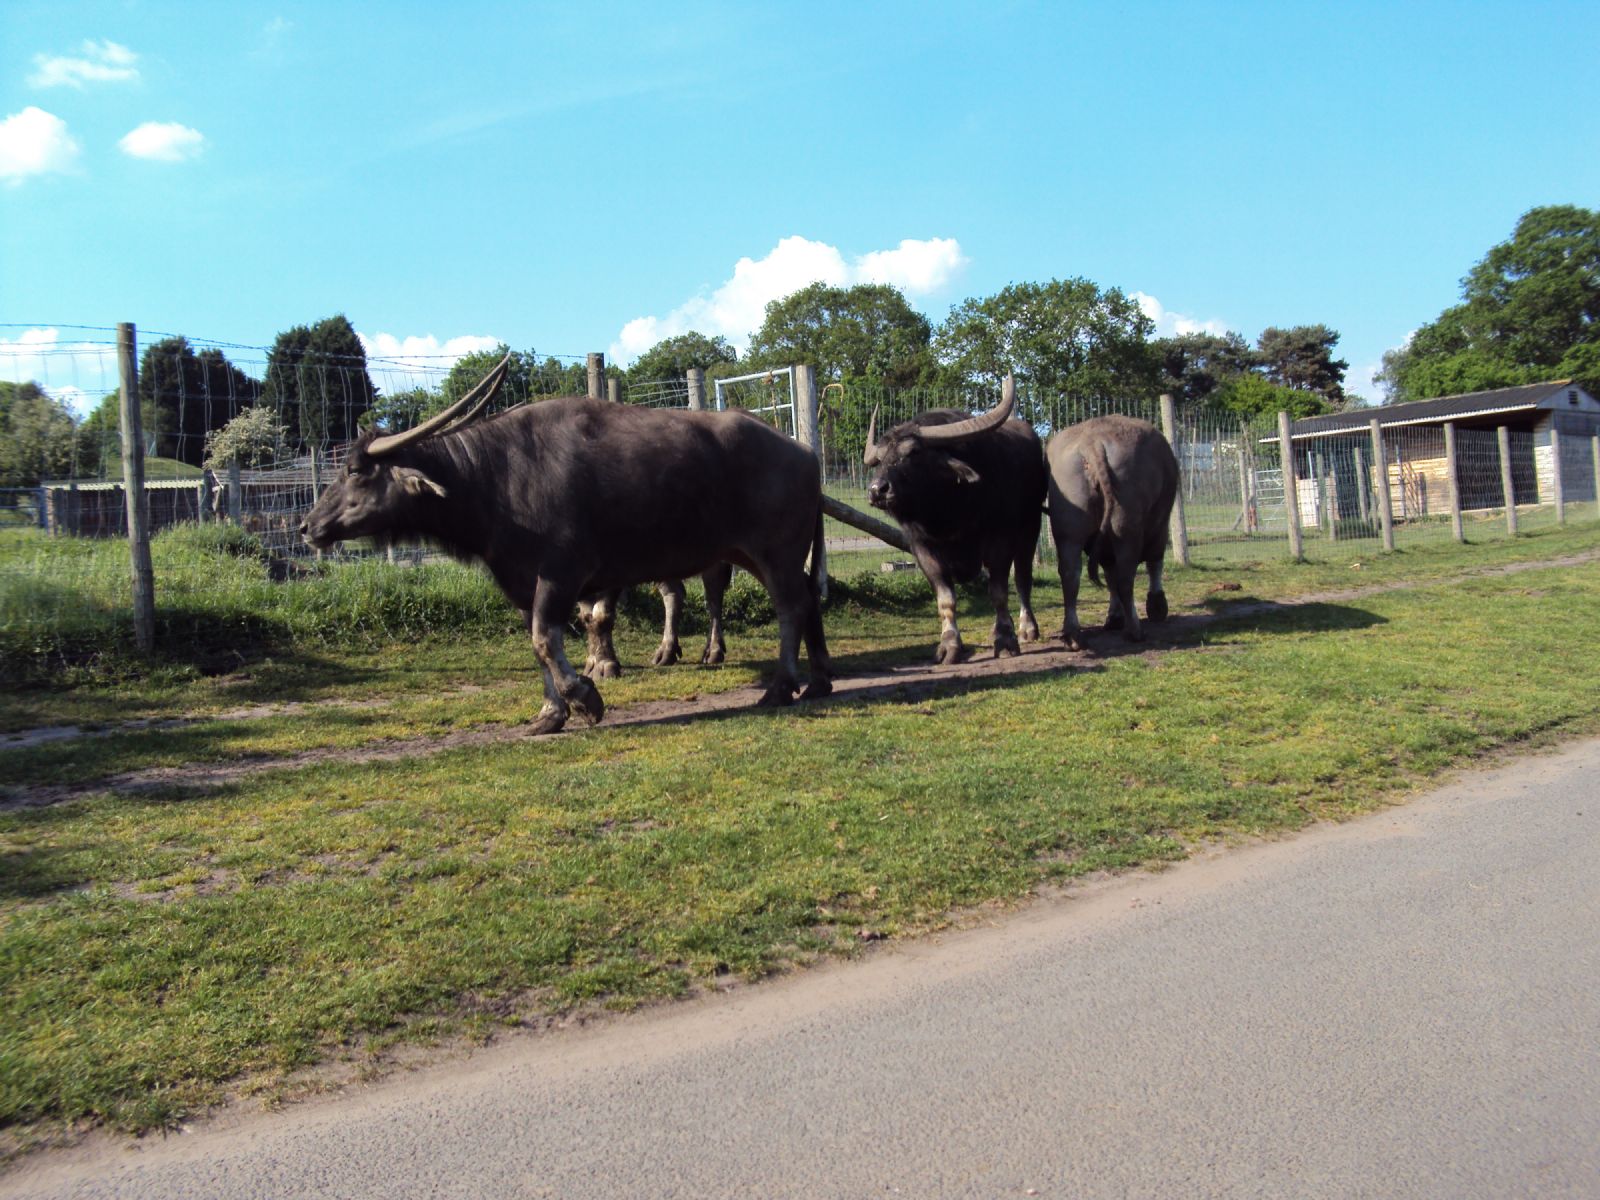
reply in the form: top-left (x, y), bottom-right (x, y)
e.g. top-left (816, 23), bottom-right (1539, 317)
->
top-left (1266, 381), bottom-right (1600, 528)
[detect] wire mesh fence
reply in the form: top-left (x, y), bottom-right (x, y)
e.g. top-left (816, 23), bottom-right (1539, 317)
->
top-left (5, 324), bottom-right (1600, 669)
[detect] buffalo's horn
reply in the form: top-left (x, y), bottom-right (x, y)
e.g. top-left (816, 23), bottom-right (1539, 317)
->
top-left (863, 404), bottom-right (882, 466)
top-left (367, 354), bottom-right (511, 457)
top-left (917, 374), bottom-right (1017, 444)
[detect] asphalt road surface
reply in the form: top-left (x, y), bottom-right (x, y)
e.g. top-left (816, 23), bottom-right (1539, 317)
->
top-left (8, 739), bottom-right (1599, 1199)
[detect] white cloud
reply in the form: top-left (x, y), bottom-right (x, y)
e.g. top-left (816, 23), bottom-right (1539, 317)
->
top-left (0, 107), bottom-right (81, 183)
top-left (358, 332), bottom-right (503, 392)
top-left (610, 235), bottom-right (968, 364)
top-left (1132, 291), bottom-right (1229, 339)
top-left (119, 122), bottom-right (206, 163)
top-left (29, 39), bottom-right (140, 89)
top-left (0, 328), bottom-right (118, 416)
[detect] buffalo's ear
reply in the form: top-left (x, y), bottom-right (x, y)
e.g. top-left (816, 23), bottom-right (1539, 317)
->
top-left (396, 467), bottom-right (448, 499)
top-left (947, 455), bottom-right (980, 484)
top-left (895, 437), bottom-right (919, 457)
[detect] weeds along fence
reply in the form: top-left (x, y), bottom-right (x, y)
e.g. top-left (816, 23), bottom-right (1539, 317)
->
top-left (4, 322), bottom-right (1600, 669)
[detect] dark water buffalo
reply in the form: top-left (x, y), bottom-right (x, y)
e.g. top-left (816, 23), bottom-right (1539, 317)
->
top-left (1045, 414), bottom-right (1179, 648)
top-left (578, 565), bottom-right (734, 678)
top-left (864, 376), bottom-right (1046, 664)
top-left (301, 358), bottom-right (831, 733)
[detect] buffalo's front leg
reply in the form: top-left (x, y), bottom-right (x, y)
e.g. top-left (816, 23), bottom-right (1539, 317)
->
top-left (650, 580), bottom-right (684, 667)
top-left (986, 561), bottom-right (1020, 658)
top-left (529, 585), bottom-right (604, 733)
top-left (581, 593), bottom-right (623, 679)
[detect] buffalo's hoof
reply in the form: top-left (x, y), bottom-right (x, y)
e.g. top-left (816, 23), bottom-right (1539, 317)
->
top-left (934, 639), bottom-right (972, 666)
top-left (757, 682), bottom-right (798, 707)
top-left (650, 642), bottom-right (680, 667)
top-left (701, 643), bottom-right (726, 665)
top-left (1062, 628), bottom-right (1089, 652)
top-left (563, 675), bottom-right (605, 726)
top-left (800, 676), bottom-right (833, 701)
top-left (528, 704), bottom-right (568, 736)
top-left (993, 631), bottom-right (1022, 658)
top-left (589, 659), bottom-right (622, 680)
top-left (1104, 611), bottom-right (1125, 632)
top-left (1122, 625), bottom-right (1147, 644)
top-left (1146, 591), bottom-right (1169, 623)
top-left (1019, 618), bottom-right (1041, 643)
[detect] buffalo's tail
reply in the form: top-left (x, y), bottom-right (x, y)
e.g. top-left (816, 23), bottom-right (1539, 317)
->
top-left (1082, 443), bottom-right (1118, 538)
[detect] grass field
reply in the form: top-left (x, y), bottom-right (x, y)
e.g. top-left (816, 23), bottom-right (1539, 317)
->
top-left (2, 519), bottom-right (1600, 1155)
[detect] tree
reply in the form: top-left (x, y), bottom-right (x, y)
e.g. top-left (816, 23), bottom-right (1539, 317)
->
top-left (933, 278), bottom-right (1159, 417)
top-left (1154, 331), bottom-right (1257, 408)
top-left (747, 283), bottom-right (935, 386)
top-left (260, 315), bottom-right (376, 447)
top-left (626, 332), bottom-right (737, 382)
top-left (1254, 325), bottom-right (1347, 406)
top-left (1210, 373), bottom-right (1334, 422)
top-left (204, 406), bottom-right (287, 470)
top-left (440, 345), bottom-right (538, 408)
top-left (138, 337), bottom-right (261, 466)
top-left (1382, 205), bottom-right (1600, 400)
top-left (0, 381), bottom-right (83, 486)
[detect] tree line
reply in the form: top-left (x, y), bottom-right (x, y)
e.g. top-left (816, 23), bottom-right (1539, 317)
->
top-left (5, 204), bottom-right (1595, 489)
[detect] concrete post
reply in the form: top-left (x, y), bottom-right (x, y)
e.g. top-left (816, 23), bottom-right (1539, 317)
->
top-left (1498, 425), bottom-right (1518, 536)
top-left (1278, 411), bottom-right (1303, 562)
top-left (1443, 422), bottom-right (1464, 542)
top-left (1369, 419), bottom-right (1395, 551)
top-left (1158, 394), bottom-right (1190, 566)
top-left (117, 322), bottom-right (156, 652)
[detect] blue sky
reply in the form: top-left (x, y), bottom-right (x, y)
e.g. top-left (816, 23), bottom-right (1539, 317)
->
top-left (3, 1), bottom-right (1598, 414)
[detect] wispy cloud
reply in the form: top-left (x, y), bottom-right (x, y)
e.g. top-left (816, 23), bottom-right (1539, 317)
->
top-left (358, 332), bottom-right (503, 392)
top-left (1132, 291), bottom-right (1229, 338)
top-left (0, 108), bottom-right (81, 184)
top-left (119, 122), bottom-right (206, 162)
top-left (0, 328), bottom-right (118, 416)
top-left (29, 39), bottom-right (139, 89)
top-left (611, 236), bottom-right (968, 364)
top-left (401, 72), bottom-right (696, 150)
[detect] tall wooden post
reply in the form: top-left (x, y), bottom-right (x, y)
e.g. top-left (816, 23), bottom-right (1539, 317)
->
top-left (1443, 422), bottom-right (1464, 543)
top-left (792, 364), bottom-right (825, 597)
top-left (1369, 419), bottom-right (1395, 551)
top-left (1278, 411), bottom-right (1303, 562)
top-left (228, 459), bottom-right (242, 526)
top-left (1498, 425), bottom-right (1518, 535)
top-left (686, 367), bottom-right (705, 412)
top-left (1237, 447), bottom-right (1253, 532)
top-left (1549, 428), bottom-right (1565, 525)
top-left (1158, 393), bottom-right (1190, 565)
top-left (607, 377), bottom-right (620, 404)
top-left (117, 322), bottom-right (156, 652)
top-left (1592, 435), bottom-right (1600, 517)
top-left (586, 353), bottom-right (605, 401)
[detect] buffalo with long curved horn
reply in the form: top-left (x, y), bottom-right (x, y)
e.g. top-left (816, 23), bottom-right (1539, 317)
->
top-left (862, 375), bottom-right (1046, 664)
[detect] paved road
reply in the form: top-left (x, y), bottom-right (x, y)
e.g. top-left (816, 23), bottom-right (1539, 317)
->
top-left (8, 740), bottom-right (1600, 1199)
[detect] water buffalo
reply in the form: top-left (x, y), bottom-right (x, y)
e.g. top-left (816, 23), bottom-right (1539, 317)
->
top-left (864, 377), bottom-right (1046, 664)
top-left (1045, 414), bottom-right (1179, 648)
top-left (300, 358), bottom-right (831, 733)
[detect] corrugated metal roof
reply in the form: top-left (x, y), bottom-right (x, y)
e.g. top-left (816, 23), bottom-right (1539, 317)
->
top-left (1262, 380), bottom-right (1581, 443)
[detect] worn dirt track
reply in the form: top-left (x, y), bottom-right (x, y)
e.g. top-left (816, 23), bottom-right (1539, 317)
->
top-left (5, 549), bottom-right (1598, 811)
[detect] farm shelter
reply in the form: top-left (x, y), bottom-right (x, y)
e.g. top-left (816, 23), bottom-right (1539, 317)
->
top-left (1265, 381), bottom-right (1600, 531)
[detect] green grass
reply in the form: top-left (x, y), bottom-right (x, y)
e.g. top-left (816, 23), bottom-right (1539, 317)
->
top-left (2, 517), bottom-right (1600, 1150)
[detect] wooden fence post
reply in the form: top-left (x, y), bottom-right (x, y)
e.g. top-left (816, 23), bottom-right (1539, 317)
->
top-left (586, 353), bottom-right (605, 401)
top-left (1593, 435), bottom-right (1600, 517)
top-left (1278, 411), bottom-right (1303, 562)
top-left (1549, 427), bottom-right (1565, 525)
top-left (1498, 425), bottom-right (1518, 536)
top-left (1158, 394), bottom-right (1190, 566)
top-left (686, 367), bottom-right (705, 411)
top-left (791, 364), bottom-right (825, 597)
top-left (1369, 419), bottom-right (1395, 551)
top-left (1237, 446), bottom-right (1253, 532)
top-left (607, 377), bottom-right (620, 404)
top-left (1443, 422), bottom-right (1464, 542)
top-left (117, 322), bottom-right (156, 653)
top-left (227, 459), bottom-right (242, 526)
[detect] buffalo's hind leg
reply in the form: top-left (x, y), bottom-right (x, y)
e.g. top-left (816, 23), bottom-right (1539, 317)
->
top-left (986, 561), bottom-right (1021, 658)
top-left (650, 580), bottom-right (685, 667)
top-left (700, 562), bottom-right (732, 665)
top-left (799, 569), bottom-right (833, 701)
top-left (581, 593), bottom-right (623, 679)
top-left (1144, 543), bottom-right (1169, 625)
top-left (1056, 542), bottom-right (1089, 651)
top-left (530, 582), bottom-right (604, 731)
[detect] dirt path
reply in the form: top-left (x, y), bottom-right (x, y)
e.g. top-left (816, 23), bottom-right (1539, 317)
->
top-left (6, 549), bottom-right (1598, 811)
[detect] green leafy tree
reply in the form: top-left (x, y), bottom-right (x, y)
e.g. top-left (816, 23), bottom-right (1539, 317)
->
top-left (138, 337), bottom-right (261, 466)
top-left (365, 386), bottom-right (440, 434)
top-left (203, 406), bottom-right (287, 470)
top-left (1254, 325), bottom-right (1347, 406)
top-left (260, 315), bottom-right (376, 447)
top-left (747, 283), bottom-right (935, 386)
top-left (933, 278), bottom-right (1159, 421)
top-left (1211, 373), bottom-right (1334, 421)
top-left (1382, 205), bottom-right (1600, 400)
top-left (1154, 331), bottom-right (1257, 407)
top-left (625, 332), bottom-right (738, 382)
top-left (440, 345), bottom-right (538, 409)
top-left (0, 381), bottom-right (83, 486)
